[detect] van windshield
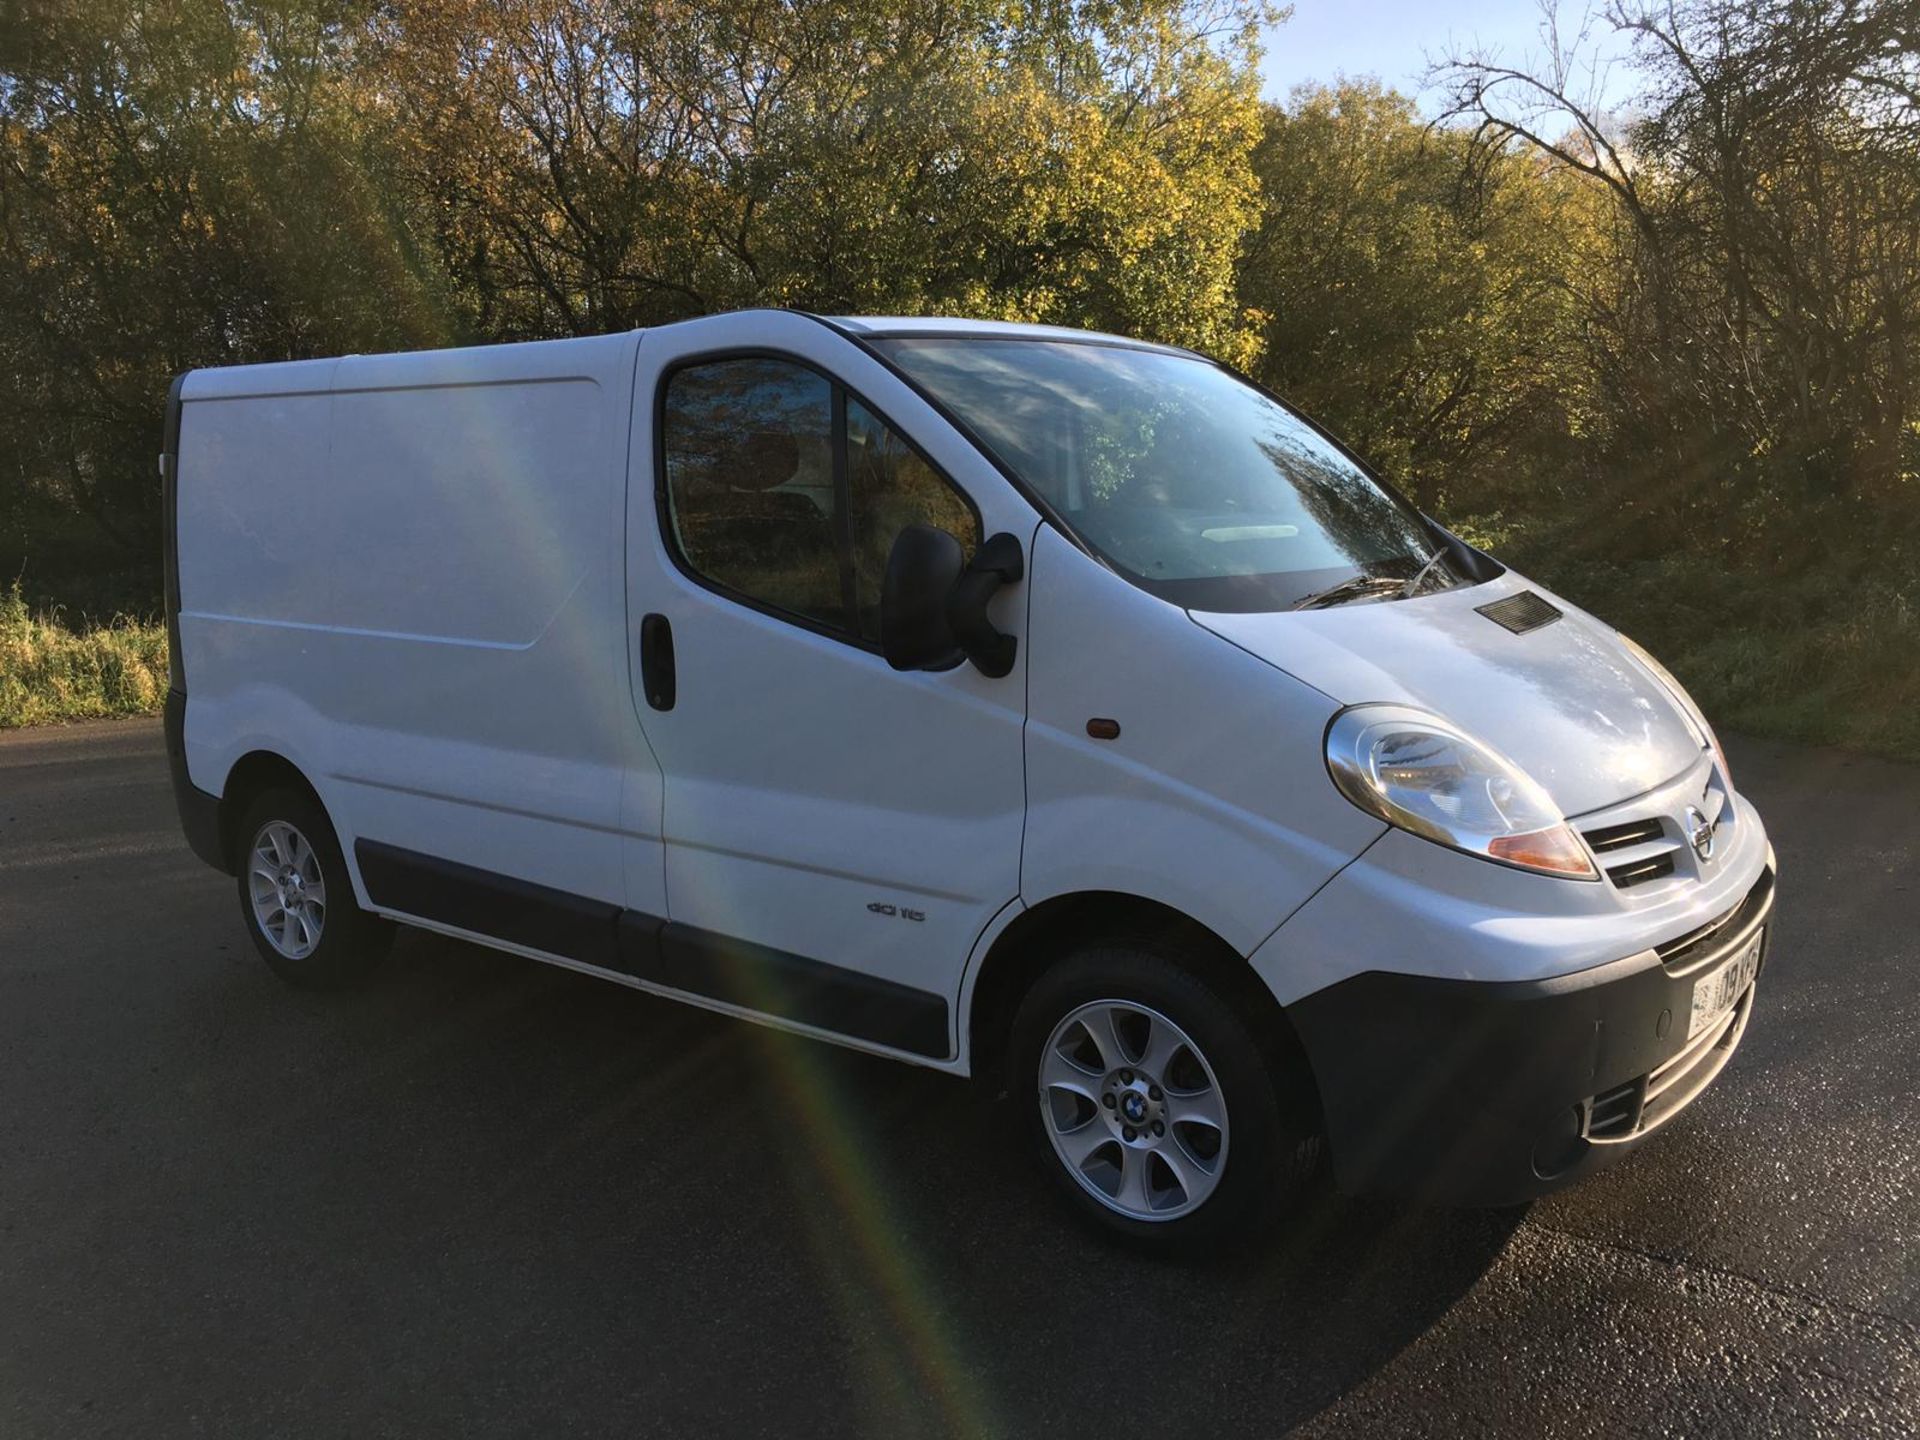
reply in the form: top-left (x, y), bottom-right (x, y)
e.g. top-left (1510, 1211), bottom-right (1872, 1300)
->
top-left (871, 337), bottom-right (1452, 611)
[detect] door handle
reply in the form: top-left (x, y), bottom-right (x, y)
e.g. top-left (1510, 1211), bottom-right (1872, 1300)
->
top-left (640, 613), bottom-right (676, 711)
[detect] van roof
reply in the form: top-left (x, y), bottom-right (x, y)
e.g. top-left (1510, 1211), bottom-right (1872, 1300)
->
top-left (176, 312), bottom-right (1197, 399)
top-left (178, 331), bottom-right (636, 401)
top-left (830, 315), bottom-right (1195, 355)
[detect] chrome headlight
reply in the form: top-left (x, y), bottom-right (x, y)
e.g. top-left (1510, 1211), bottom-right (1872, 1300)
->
top-left (1617, 633), bottom-right (1730, 786)
top-left (1326, 705), bottom-right (1597, 879)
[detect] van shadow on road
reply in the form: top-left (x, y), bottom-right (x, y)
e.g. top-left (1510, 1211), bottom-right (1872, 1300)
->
top-left (221, 927), bottom-right (1524, 1435)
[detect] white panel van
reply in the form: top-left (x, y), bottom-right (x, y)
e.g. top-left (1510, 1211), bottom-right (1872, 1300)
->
top-left (163, 311), bottom-right (1775, 1249)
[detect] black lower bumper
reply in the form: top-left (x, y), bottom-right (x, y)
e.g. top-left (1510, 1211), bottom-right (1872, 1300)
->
top-left (164, 688), bottom-right (229, 873)
top-left (1286, 872), bottom-right (1773, 1207)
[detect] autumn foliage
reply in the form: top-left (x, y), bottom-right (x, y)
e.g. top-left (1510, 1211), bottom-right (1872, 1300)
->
top-left (2, 0), bottom-right (1916, 751)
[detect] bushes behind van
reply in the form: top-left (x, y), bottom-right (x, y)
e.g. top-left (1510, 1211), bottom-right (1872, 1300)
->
top-left (0, 583), bottom-right (168, 728)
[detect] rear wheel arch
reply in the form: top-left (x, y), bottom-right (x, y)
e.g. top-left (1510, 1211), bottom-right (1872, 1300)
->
top-left (216, 751), bottom-right (326, 869)
top-left (968, 891), bottom-right (1322, 1128)
top-left (231, 779), bottom-right (393, 988)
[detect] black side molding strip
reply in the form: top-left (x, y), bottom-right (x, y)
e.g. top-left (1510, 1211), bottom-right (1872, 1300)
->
top-left (356, 840), bottom-right (623, 970)
top-left (353, 840), bottom-right (951, 1058)
top-left (640, 922), bottom-right (950, 1058)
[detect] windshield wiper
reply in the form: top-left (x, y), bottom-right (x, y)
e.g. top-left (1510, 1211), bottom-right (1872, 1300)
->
top-left (1401, 543), bottom-right (1453, 599)
top-left (1291, 573), bottom-right (1408, 611)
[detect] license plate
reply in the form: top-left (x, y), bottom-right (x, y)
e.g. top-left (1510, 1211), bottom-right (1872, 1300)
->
top-left (1689, 930), bottom-right (1764, 1039)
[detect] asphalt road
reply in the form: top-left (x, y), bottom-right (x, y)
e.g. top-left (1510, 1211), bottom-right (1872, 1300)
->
top-left (2, 720), bottom-right (1916, 1438)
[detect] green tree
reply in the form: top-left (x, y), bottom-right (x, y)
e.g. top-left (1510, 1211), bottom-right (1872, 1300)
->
top-left (0, 0), bottom-right (446, 608)
top-left (1438, 0), bottom-right (1920, 520)
top-left (366, 0), bottom-right (1272, 358)
top-left (1238, 81), bottom-right (1595, 510)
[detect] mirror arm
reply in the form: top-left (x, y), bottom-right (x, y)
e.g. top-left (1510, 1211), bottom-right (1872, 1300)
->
top-left (946, 532), bottom-right (1024, 678)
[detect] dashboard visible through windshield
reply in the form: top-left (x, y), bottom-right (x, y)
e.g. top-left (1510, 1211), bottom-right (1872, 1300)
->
top-left (872, 336), bottom-right (1456, 611)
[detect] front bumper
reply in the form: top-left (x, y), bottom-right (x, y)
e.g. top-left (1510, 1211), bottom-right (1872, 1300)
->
top-left (1286, 866), bottom-right (1774, 1206)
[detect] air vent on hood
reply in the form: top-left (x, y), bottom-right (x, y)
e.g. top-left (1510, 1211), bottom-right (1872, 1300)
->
top-left (1475, 591), bottom-right (1563, 634)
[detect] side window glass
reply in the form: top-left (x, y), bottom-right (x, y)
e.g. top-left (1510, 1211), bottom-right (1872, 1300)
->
top-left (846, 396), bottom-right (980, 641)
top-left (662, 359), bottom-right (845, 630)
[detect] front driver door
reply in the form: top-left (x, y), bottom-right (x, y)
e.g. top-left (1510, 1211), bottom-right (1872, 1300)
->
top-left (622, 312), bottom-right (1033, 1061)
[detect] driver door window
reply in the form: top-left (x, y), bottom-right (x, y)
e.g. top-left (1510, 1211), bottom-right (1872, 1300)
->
top-left (846, 395), bottom-right (977, 641)
top-left (661, 356), bottom-right (978, 643)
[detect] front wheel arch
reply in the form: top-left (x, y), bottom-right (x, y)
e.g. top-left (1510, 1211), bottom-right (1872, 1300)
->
top-left (968, 891), bottom-right (1324, 1134)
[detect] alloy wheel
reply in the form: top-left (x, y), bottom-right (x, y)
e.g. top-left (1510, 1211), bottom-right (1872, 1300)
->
top-left (247, 820), bottom-right (327, 961)
top-left (1037, 999), bottom-right (1229, 1221)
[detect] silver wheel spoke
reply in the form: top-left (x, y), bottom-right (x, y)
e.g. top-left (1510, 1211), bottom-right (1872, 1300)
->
top-left (1166, 1083), bottom-right (1225, 1134)
top-left (1171, 1128), bottom-right (1221, 1179)
top-left (1082, 1005), bottom-right (1135, 1071)
top-left (1039, 1044), bottom-right (1100, 1102)
top-left (1054, 1117), bottom-right (1111, 1171)
top-left (1137, 1014), bottom-right (1185, 1078)
top-left (1153, 1141), bottom-right (1198, 1203)
top-left (1116, 1144), bottom-right (1154, 1212)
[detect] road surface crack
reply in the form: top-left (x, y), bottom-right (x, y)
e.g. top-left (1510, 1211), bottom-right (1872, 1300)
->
top-left (1518, 1216), bottom-right (1920, 1343)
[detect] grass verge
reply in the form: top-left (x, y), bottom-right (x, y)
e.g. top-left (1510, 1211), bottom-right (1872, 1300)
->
top-left (0, 582), bottom-right (169, 727)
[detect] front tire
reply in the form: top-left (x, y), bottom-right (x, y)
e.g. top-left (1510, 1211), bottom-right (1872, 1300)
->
top-left (1010, 940), bottom-right (1319, 1253)
top-left (235, 788), bottom-right (391, 989)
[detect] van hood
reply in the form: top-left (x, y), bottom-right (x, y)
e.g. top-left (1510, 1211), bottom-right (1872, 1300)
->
top-left (1193, 574), bottom-right (1704, 819)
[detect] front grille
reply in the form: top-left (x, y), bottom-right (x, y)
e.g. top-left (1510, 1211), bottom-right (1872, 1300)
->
top-left (1579, 816), bottom-right (1679, 889)
top-left (1585, 818), bottom-right (1664, 853)
top-left (1571, 752), bottom-right (1733, 893)
top-left (1608, 853), bottom-right (1676, 888)
top-left (1587, 1077), bottom-right (1644, 1139)
top-left (1475, 590), bottom-right (1563, 634)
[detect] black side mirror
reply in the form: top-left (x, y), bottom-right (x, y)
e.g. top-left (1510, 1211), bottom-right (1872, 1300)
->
top-left (945, 531), bottom-right (1023, 677)
top-left (881, 525), bottom-right (967, 672)
top-left (880, 525), bottom-right (1024, 677)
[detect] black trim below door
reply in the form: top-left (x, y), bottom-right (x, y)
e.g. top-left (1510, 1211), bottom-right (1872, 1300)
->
top-left (352, 840), bottom-right (951, 1059)
top-left (357, 840), bottom-right (624, 970)
top-left (645, 922), bottom-right (950, 1060)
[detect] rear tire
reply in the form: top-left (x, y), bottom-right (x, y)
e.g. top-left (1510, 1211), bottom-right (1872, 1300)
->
top-left (1010, 939), bottom-right (1319, 1254)
top-left (234, 788), bottom-right (392, 989)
